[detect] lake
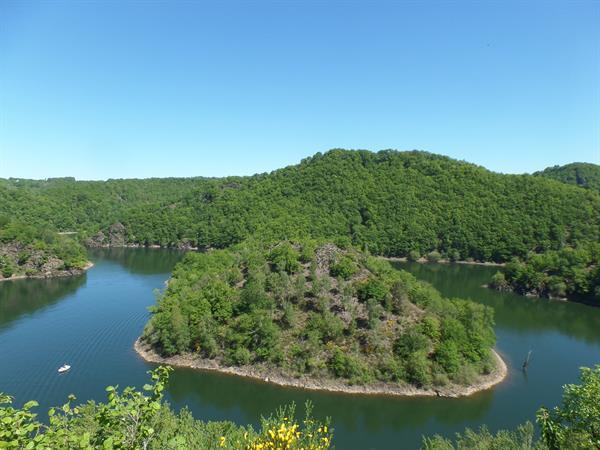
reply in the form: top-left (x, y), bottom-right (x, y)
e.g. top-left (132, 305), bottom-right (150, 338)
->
top-left (0, 249), bottom-right (598, 449)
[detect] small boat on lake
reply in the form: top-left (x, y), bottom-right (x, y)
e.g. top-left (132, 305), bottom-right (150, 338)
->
top-left (58, 364), bottom-right (71, 373)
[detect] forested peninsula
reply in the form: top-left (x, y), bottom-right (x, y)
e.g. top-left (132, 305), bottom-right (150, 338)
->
top-left (137, 240), bottom-right (504, 396)
top-left (0, 219), bottom-right (90, 281)
top-left (489, 242), bottom-right (600, 305)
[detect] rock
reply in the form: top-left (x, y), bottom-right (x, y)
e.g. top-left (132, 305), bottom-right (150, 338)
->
top-left (86, 223), bottom-right (126, 247)
top-left (86, 230), bottom-right (107, 247)
top-left (108, 223), bottom-right (126, 246)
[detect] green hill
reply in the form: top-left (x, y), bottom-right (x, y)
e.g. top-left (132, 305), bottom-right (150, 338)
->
top-left (534, 162), bottom-right (600, 191)
top-left (2, 150), bottom-right (599, 262)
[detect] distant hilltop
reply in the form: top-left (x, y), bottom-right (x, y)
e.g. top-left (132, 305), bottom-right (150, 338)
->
top-left (534, 162), bottom-right (600, 191)
top-left (1, 150), bottom-right (599, 263)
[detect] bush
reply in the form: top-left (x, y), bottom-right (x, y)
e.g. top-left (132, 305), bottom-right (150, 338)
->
top-left (435, 341), bottom-right (461, 376)
top-left (408, 250), bottom-right (422, 261)
top-left (490, 271), bottom-right (510, 291)
top-left (269, 242), bottom-right (300, 274)
top-left (0, 256), bottom-right (15, 278)
top-left (427, 250), bottom-right (442, 263)
top-left (327, 348), bottom-right (368, 383)
top-left (537, 365), bottom-right (600, 449)
top-left (407, 351), bottom-right (432, 386)
top-left (229, 347), bottom-right (252, 365)
top-left (357, 277), bottom-right (388, 303)
top-left (330, 256), bottom-right (357, 280)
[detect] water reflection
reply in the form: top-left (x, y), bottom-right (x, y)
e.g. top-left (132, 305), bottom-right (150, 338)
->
top-left (0, 275), bottom-right (86, 331)
top-left (393, 262), bottom-right (600, 344)
top-left (160, 364), bottom-right (495, 447)
top-left (88, 248), bottom-right (185, 275)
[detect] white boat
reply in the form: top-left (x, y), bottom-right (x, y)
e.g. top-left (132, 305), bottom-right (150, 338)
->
top-left (58, 364), bottom-right (71, 373)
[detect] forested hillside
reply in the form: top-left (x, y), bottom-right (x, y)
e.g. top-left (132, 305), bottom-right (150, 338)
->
top-left (534, 162), bottom-right (600, 191)
top-left (141, 240), bottom-right (497, 390)
top-left (2, 150), bottom-right (599, 262)
top-left (0, 219), bottom-right (89, 280)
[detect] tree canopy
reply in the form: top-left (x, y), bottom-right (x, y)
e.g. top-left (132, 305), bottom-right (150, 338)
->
top-left (490, 242), bottom-right (600, 305)
top-left (142, 239), bottom-right (497, 388)
top-left (534, 162), bottom-right (600, 191)
top-left (0, 220), bottom-right (88, 280)
top-left (2, 150), bottom-right (599, 263)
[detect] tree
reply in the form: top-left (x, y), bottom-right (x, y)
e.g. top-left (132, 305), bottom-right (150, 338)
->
top-left (537, 365), bottom-right (600, 450)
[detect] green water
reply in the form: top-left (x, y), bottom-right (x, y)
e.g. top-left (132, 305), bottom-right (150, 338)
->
top-left (0, 250), bottom-right (598, 449)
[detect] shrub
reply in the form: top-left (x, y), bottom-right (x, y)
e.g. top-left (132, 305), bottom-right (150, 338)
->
top-left (407, 351), bottom-right (432, 386)
top-left (0, 256), bottom-right (15, 278)
top-left (327, 348), bottom-right (368, 383)
top-left (357, 277), bottom-right (388, 303)
top-left (330, 256), bottom-right (358, 280)
top-left (490, 271), bottom-right (510, 291)
top-left (427, 250), bottom-right (442, 263)
top-left (269, 242), bottom-right (300, 274)
top-left (229, 347), bottom-right (252, 365)
top-left (408, 250), bottom-right (421, 261)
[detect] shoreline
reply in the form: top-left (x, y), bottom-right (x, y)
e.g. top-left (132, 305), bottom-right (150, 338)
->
top-left (384, 256), bottom-right (505, 267)
top-left (134, 338), bottom-right (507, 398)
top-left (85, 243), bottom-right (506, 266)
top-left (0, 261), bottom-right (94, 283)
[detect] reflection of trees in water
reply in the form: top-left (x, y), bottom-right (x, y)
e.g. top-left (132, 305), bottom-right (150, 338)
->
top-left (0, 275), bottom-right (86, 330)
top-left (88, 248), bottom-right (184, 275)
top-left (395, 262), bottom-right (600, 345)
top-left (165, 367), bottom-right (493, 433)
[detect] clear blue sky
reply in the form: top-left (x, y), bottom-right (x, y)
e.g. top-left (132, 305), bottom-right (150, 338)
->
top-left (1, 1), bottom-right (598, 180)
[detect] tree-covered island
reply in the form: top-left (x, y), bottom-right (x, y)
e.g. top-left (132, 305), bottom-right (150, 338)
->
top-left (137, 240), bottom-right (504, 396)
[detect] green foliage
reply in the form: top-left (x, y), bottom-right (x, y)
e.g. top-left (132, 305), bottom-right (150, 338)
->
top-left (143, 240), bottom-right (497, 388)
top-left (269, 242), bottom-right (300, 274)
top-left (327, 348), bottom-right (369, 383)
top-left (408, 250), bottom-right (422, 262)
top-left (534, 162), bottom-right (600, 191)
top-left (492, 243), bottom-right (600, 305)
top-left (422, 365), bottom-right (600, 450)
top-left (330, 255), bottom-right (358, 280)
top-left (357, 277), bottom-right (388, 303)
top-left (0, 367), bottom-right (334, 450)
top-left (427, 251), bottom-right (442, 263)
top-left (0, 255), bottom-right (15, 278)
top-left (422, 422), bottom-right (544, 450)
top-left (0, 219), bottom-right (88, 279)
top-left (536, 365), bottom-right (600, 450)
top-left (2, 150), bottom-right (599, 263)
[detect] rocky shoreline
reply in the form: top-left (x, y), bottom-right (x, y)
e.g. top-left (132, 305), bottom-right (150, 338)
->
top-left (134, 338), bottom-right (507, 398)
top-left (0, 261), bottom-right (94, 283)
top-left (385, 256), bottom-right (505, 267)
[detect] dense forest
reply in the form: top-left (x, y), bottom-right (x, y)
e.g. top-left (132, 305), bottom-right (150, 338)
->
top-left (1, 364), bottom-right (597, 449)
top-left (0, 219), bottom-right (88, 280)
top-left (142, 240), bottom-right (497, 388)
top-left (489, 243), bottom-right (600, 305)
top-left (2, 150), bottom-right (599, 263)
top-left (534, 162), bottom-right (600, 191)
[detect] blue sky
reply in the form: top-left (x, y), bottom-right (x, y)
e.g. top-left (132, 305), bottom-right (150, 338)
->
top-left (0, 1), bottom-right (598, 180)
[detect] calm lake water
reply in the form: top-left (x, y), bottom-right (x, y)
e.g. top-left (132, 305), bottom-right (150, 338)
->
top-left (0, 249), bottom-right (599, 449)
